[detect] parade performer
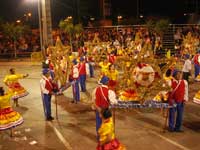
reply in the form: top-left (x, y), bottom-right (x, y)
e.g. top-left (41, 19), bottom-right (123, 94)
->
top-left (0, 87), bottom-right (23, 132)
top-left (99, 59), bottom-right (111, 76)
top-left (92, 76), bottom-right (118, 139)
top-left (107, 51), bottom-right (116, 64)
top-left (87, 54), bottom-right (95, 78)
top-left (3, 68), bottom-right (29, 107)
top-left (78, 57), bottom-right (87, 92)
top-left (182, 54), bottom-right (191, 82)
top-left (97, 108), bottom-right (126, 150)
top-left (70, 59), bottom-right (80, 103)
top-left (106, 64), bottom-right (119, 90)
top-left (153, 69), bottom-right (173, 102)
top-left (168, 70), bottom-right (188, 132)
top-left (40, 68), bottom-right (55, 121)
top-left (193, 50), bottom-right (200, 78)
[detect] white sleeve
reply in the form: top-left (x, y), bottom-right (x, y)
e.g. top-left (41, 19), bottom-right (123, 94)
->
top-left (184, 80), bottom-right (188, 101)
top-left (198, 56), bottom-right (200, 64)
top-left (73, 67), bottom-right (79, 78)
top-left (86, 63), bottom-right (90, 75)
top-left (91, 88), bottom-right (97, 103)
top-left (40, 79), bottom-right (49, 94)
top-left (188, 61), bottom-right (192, 70)
top-left (108, 90), bottom-right (118, 105)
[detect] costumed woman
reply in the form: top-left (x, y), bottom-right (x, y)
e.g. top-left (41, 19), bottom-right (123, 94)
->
top-left (97, 108), bottom-right (125, 150)
top-left (0, 87), bottom-right (24, 135)
top-left (106, 64), bottom-right (119, 91)
top-left (99, 59), bottom-right (111, 76)
top-left (3, 68), bottom-right (29, 107)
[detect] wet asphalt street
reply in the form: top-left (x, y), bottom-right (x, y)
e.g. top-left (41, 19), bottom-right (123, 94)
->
top-left (0, 61), bottom-right (200, 150)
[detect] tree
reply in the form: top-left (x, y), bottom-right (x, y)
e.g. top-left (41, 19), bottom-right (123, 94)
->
top-left (154, 19), bottom-right (170, 36)
top-left (59, 19), bottom-right (83, 51)
top-left (2, 23), bottom-right (29, 58)
top-left (146, 19), bottom-right (170, 37)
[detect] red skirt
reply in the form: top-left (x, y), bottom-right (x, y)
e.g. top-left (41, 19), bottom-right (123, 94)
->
top-left (97, 139), bottom-right (122, 150)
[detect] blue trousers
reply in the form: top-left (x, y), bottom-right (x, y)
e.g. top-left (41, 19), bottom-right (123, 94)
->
top-left (72, 80), bottom-right (80, 102)
top-left (43, 94), bottom-right (52, 119)
top-left (50, 70), bottom-right (55, 80)
top-left (79, 74), bottom-right (86, 92)
top-left (96, 111), bottom-right (102, 140)
top-left (194, 64), bottom-right (200, 78)
top-left (89, 63), bottom-right (94, 77)
top-left (169, 102), bottom-right (184, 131)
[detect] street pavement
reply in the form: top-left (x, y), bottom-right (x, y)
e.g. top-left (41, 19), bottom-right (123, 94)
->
top-left (0, 61), bottom-right (200, 150)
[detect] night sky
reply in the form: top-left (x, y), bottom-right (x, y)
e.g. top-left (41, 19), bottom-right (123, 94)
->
top-left (0, 0), bottom-right (198, 26)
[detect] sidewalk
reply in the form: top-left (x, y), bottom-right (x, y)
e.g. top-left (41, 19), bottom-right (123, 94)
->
top-left (0, 58), bottom-right (41, 66)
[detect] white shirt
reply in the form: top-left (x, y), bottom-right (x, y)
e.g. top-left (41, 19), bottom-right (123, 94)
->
top-left (40, 76), bottom-right (51, 94)
top-left (182, 59), bottom-right (192, 72)
top-left (184, 80), bottom-right (189, 102)
top-left (73, 65), bottom-right (79, 79)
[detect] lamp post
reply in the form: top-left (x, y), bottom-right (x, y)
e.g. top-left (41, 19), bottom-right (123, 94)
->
top-left (28, 0), bottom-right (53, 58)
top-left (37, 0), bottom-right (43, 58)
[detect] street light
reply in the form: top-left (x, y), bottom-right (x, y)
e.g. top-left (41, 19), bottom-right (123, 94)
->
top-left (90, 17), bottom-right (95, 21)
top-left (28, 12), bottom-right (32, 17)
top-left (16, 20), bottom-right (21, 23)
top-left (25, 0), bottom-right (53, 58)
top-left (117, 15), bottom-right (123, 20)
top-left (117, 15), bottom-right (123, 25)
top-left (24, 0), bottom-right (43, 55)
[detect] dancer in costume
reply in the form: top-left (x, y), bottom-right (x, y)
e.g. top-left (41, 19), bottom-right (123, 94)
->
top-left (78, 57), bottom-right (87, 92)
top-left (168, 70), bottom-right (188, 132)
top-left (97, 108), bottom-right (125, 150)
top-left (193, 50), bottom-right (200, 78)
top-left (106, 64), bottom-right (119, 90)
top-left (40, 68), bottom-right (55, 121)
top-left (3, 68), bottom-right (29, 107)
top-left (99, 59), bottom-right (111, 76)
top-left (0, 87), bottom-right (23, 133)
top-left (70, 59), bottom-right (80, 103)
top-left (92, 76), bottom-right (118, 139)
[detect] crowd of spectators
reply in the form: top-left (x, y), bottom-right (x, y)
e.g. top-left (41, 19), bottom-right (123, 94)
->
top-left (0, 25), bottom-right (200, 57)
top-left (0, 30), bottom-right (40, 56)
top-left (174, 25), bottom-right (200, 56)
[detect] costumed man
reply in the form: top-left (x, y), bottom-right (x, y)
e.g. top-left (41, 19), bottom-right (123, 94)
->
top-left (97, 108), bottom-right (126, 150)
top-left (42, 58), bottom-right (55, 80)
top-left (0, 87), bottom-right (24, 134)
top-left (3, 68), bottom-right (29, 107)
top-left (40, 68), bottom-right (55, 121)
top-left (182, 54), bottom-right (192, 82)
top-left (70, 59), bottom-right (80, 103)
top-left (168, 70), bottom-right (188, 132)
top-left (87, 54), bottom-right (95, 78)
top-left (78, 57), bottom-right (87, 92)
top-left (193, 50), bottom-right (200, 78)
top-left (92, 76), bottom-right (118, 139)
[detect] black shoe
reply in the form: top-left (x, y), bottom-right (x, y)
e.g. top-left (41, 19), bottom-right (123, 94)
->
top-left (168, 128), bottom-right (174, 132)
top-left (46, 116), bottom-right (54, 121)
top-left (174, 129), bottom-right (184, 132)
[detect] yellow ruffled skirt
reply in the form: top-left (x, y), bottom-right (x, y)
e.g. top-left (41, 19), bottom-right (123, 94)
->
top-left (0, 107), bottom-right (23, 130)
top-left (8, 82), bottom-right (29, 99)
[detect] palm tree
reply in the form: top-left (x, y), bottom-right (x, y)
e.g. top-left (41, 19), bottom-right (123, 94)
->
top-left (59, 19), bottom-right (83, 51)
top-left (2, 23), bottom-right (28, 58)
